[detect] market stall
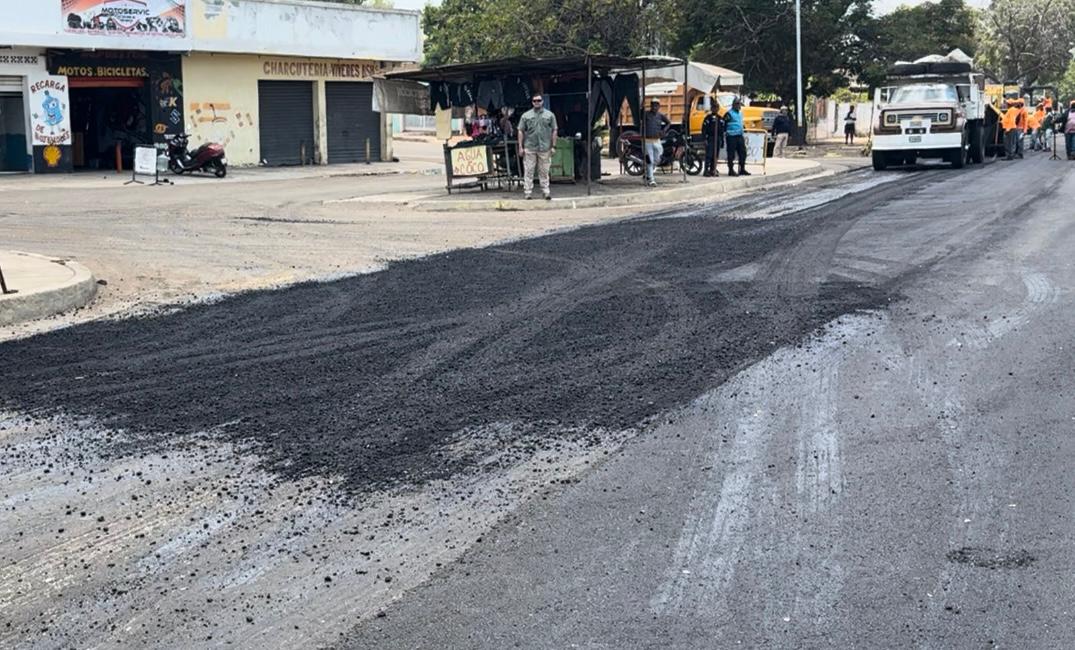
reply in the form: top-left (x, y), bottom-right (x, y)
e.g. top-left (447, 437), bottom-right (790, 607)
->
top-left (386, 54), bottom-right (686, 195)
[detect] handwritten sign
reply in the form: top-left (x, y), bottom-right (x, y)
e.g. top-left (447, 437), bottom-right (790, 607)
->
top-left (744, 131), bottom-right (768, 165)
top-left (134, 146), bottom-right (158, 176)
top-left (28, 74), bottom-right (72, 147)
top-left (450, 146), bottom-right (489, 177)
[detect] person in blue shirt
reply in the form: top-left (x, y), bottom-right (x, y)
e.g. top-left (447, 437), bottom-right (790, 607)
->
top-left (724, 98), bottom-right (750, 176)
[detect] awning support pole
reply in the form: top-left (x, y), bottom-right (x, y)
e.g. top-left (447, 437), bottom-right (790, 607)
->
top-left (641, 62), bottom-right (647, 186)
top-left (586, 54), bottom-right (593, 196)
top-left (682, 58), bottom-right (688, 183)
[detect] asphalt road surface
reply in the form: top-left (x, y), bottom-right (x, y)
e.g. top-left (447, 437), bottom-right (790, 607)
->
top-left (2, 154), bottom-right (1073, 649)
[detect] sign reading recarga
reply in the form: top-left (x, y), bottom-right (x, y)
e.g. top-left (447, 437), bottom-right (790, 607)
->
top-left (62, 0), bottom-right (186, 37)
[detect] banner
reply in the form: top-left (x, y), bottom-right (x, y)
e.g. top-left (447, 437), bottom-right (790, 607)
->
top-left (62, 0), bottom-right (186, 37)
top-left (449, 146), bottom-right (489, 177)
top-left (28, 73), bottom-right (73, 172)
top-left (373, 79), bottom-right (432, 115)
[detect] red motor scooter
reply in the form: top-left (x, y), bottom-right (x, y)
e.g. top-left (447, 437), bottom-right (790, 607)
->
top-left (167, 133), bottom-right (228, 178)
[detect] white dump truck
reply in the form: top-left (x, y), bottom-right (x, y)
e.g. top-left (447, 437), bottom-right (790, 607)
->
top-left (871, 50), bottom-right (1003, 170)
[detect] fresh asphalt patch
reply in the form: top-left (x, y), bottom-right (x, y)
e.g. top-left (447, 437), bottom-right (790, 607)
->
top-left (0, 172), bottom-right (917, 497)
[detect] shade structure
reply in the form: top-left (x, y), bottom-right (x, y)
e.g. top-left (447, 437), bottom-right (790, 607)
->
top-left (640, 61), bottom-right (745, 91)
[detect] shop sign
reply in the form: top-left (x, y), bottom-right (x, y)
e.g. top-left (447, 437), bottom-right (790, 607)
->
top-left (62, 0), bottom-right (186, 37)
top-left (28, 74), bottom-right (72, 148)
top-left (449, 146), bottom-right (490, 177)
top-left (262, 60), bottom-right (377, 81)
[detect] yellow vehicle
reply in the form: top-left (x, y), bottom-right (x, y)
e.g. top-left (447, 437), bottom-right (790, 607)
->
top-left (621, 88), bottom-right (779, 137)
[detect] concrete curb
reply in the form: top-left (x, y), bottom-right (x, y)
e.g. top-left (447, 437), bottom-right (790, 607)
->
top-left (407, 162), bottom-right (823, 212)
top-left (0, 252), bottom-right (98, 327)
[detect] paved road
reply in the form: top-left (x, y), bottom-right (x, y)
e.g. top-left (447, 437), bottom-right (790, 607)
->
top-left (1, 154), bottom-right (1072, 648)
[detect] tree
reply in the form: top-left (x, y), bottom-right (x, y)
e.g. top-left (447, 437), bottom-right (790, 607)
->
top-left (669, 0), bottom-right (875, 100)
top-left (421, 0), bottom-right (665, 65)
top-left (857, 0), bottom-right (978, 88)
top-left (976, 0), bottom-right (1075, 86)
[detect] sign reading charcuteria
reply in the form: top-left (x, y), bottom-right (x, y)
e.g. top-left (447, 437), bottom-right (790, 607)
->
top-left (62, 0), bottom-right (186, 37)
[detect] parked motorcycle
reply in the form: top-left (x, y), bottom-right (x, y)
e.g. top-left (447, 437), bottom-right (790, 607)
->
top-left (167, 133), bottom-right (227, 178)
top-left (617, 129), bottom-right (702, 177)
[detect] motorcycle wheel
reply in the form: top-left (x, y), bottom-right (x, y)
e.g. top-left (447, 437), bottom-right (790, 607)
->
top-left (213, 159), bottom-right (227, 178)
top-left (682, 150), bottom-right (703, 176)
top-left (623, 156), bottom-right (644, 176)
top-left (168, 160), bottom-right (184, 174)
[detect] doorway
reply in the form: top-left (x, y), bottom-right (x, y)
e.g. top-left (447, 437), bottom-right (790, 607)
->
top-left (0, 93), bottom-right (29, 172)
top-left (69, 79), bottom-right (151, 170)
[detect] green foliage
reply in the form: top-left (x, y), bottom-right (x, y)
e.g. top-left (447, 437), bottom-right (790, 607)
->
top-left (1054, 60), bottom-right (1075, 104)
top-left (669, 0), bottom-right (874, 101)
top-left (857, 0), bottom-right (978, 88)
top-left (976, 0), bottom-right (1075, 86)
top-left (422, 0), bottom-right (663, 65)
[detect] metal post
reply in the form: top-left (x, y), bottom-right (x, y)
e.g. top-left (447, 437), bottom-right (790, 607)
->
top-left (682, 58), bottom-right (688, 183)
top-left (0, 263), bottom-right (14, 295)
top-left (641, 62), bottom-right (647, 186)
top-left (586, 54), bottom-right (593, 196)
top-left (795, 0), bottom-right (804, 145)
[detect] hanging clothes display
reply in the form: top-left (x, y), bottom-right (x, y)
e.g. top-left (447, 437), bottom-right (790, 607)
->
top-left (612, 73), bottom-right (641, 127)
top-left (451, 82), bottom-right (476, 107)
top-left (504, 76), bottom-right (532, 107)
top-left (476, 80), bottom-right (505, 111)
top-left (430, 80), bottom-right (452, 111)
top-left (588, 77), bottom-right (615, 127)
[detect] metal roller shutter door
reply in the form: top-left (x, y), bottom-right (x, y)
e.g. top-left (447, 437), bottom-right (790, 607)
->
top-left (0, 76), bottom-right (22, 92)
top-left (326, 82), bottom-right (380, 164)
top-left (258, 80), bottom-right (314, 166)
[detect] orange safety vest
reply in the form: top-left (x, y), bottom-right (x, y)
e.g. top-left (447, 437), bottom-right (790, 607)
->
top-left (1028, 110), bottom-right (1044, 129)
top-left (1019, 107), bottom-right (1029, 132)
top-left (1044, 97), bottom-right (1053, 110)
top-left (1001, 108), bottom-right (1019, 130)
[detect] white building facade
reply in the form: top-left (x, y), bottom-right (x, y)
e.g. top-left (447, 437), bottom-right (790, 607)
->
top-left (0, 0), bottom-right (420, 172)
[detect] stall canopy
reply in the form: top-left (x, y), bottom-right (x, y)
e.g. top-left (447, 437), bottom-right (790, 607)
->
top-left (387, 54), bottom-right (683, 85)
top-left (641, 61), bottom-right (745, 91)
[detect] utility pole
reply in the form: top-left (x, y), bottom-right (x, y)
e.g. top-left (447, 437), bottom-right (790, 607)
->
top-left (795, 0), bottom-right (804, 143)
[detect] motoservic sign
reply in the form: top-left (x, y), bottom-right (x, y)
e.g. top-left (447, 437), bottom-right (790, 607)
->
top-left (62, 0), bottom-right (186, 37)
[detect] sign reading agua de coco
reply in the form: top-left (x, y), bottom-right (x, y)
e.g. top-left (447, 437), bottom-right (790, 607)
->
top-left (62, 0), bottom-right (186, 37)
top-left (449, 146), bottom-right (490, 177)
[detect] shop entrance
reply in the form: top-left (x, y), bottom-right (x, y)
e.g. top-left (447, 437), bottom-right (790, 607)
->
top-left (0, 92), bottom-right (29, 172)
top-left (69, 78), bottom-right (151, 170)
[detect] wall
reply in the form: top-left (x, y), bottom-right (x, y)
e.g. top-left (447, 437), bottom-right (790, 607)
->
top-left (182, 52), bottom-right (392, 166)
top-left (189, 0), bottom-right (420, 63)
top-left (0, 48), bottom-right (47, 170)
top-left (0, 0), bottom-right (192, 51)
top-left (810, 99), bottom-right (874, 141)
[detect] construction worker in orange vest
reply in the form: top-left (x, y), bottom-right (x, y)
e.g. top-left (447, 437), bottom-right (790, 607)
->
top-left (1015, 98), bottom-right (1028, 158)
top-left (1028, 104), bottom-right (1045, 150)
top-left (1001, 99), bottom-right (1020, 160)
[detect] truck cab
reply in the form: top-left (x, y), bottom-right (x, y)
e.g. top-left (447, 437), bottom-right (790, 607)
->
top-left (871, 57), bottom-right (1002, 170)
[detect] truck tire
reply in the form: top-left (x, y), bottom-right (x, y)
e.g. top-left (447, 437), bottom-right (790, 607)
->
top-left (949, 137), bottom-right (967, 169)
top-left (872, 150), bottom-right (889, 171)
top-left (968, 122), bottom-right (985, 164)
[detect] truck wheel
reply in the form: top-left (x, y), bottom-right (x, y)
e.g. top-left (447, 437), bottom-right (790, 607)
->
top-left (872, 150), bottom-right (888, 171)
top-left (968, 123), bottom-right (985, 164)
top-left (950, 143), bottom-right (967, 169)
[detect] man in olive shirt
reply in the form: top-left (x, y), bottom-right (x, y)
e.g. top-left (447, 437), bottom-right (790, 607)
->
top-left (517, 94), bottom-right (558, 200)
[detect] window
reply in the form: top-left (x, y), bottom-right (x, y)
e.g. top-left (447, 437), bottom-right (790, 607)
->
top-left (888, 84), bottom-right (958, 104)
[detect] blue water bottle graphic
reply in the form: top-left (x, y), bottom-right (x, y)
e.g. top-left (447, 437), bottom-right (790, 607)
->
top-left (42, 91), bottom-right (64, 128)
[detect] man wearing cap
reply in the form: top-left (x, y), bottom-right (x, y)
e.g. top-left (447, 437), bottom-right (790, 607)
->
top-left (642, 99), bottom-right (670, 186)
top-left (518, 94), bottom-right (558, 200)
top-left (724, 97), bottom-right (749, 176)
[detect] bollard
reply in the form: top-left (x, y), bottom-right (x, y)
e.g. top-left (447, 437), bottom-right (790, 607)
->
top-left (365, 138), bottom-right (371, 165)
top-left (0, 263), bottom-right (15, 295)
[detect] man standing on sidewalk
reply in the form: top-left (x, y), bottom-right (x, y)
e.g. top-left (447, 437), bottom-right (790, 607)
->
top-left (724, 98), bottom-right (749, 176)
top-left (518, 94), bottom-right (557, 200)
top-left (643, 99), bottom-right (670, 187)
top-left (772, 106), bottom-right (792, 158)
top-left (701, 101), bottom-right (723, 177)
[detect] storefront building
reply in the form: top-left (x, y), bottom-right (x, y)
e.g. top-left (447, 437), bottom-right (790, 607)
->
top-left (183, 53), bottom-right (393, 167)
top-left (183, 0), bottom-right (420, 167)
top-left (0, 0), bottom-right (420, 172)
top-left (0, 47), bottom-right (45, 172)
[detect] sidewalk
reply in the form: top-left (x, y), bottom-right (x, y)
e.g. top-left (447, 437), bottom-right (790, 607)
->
top-left (331, 157), bottom-right (824, 212)
top-left (0, 251), bottom-right (97, 326)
